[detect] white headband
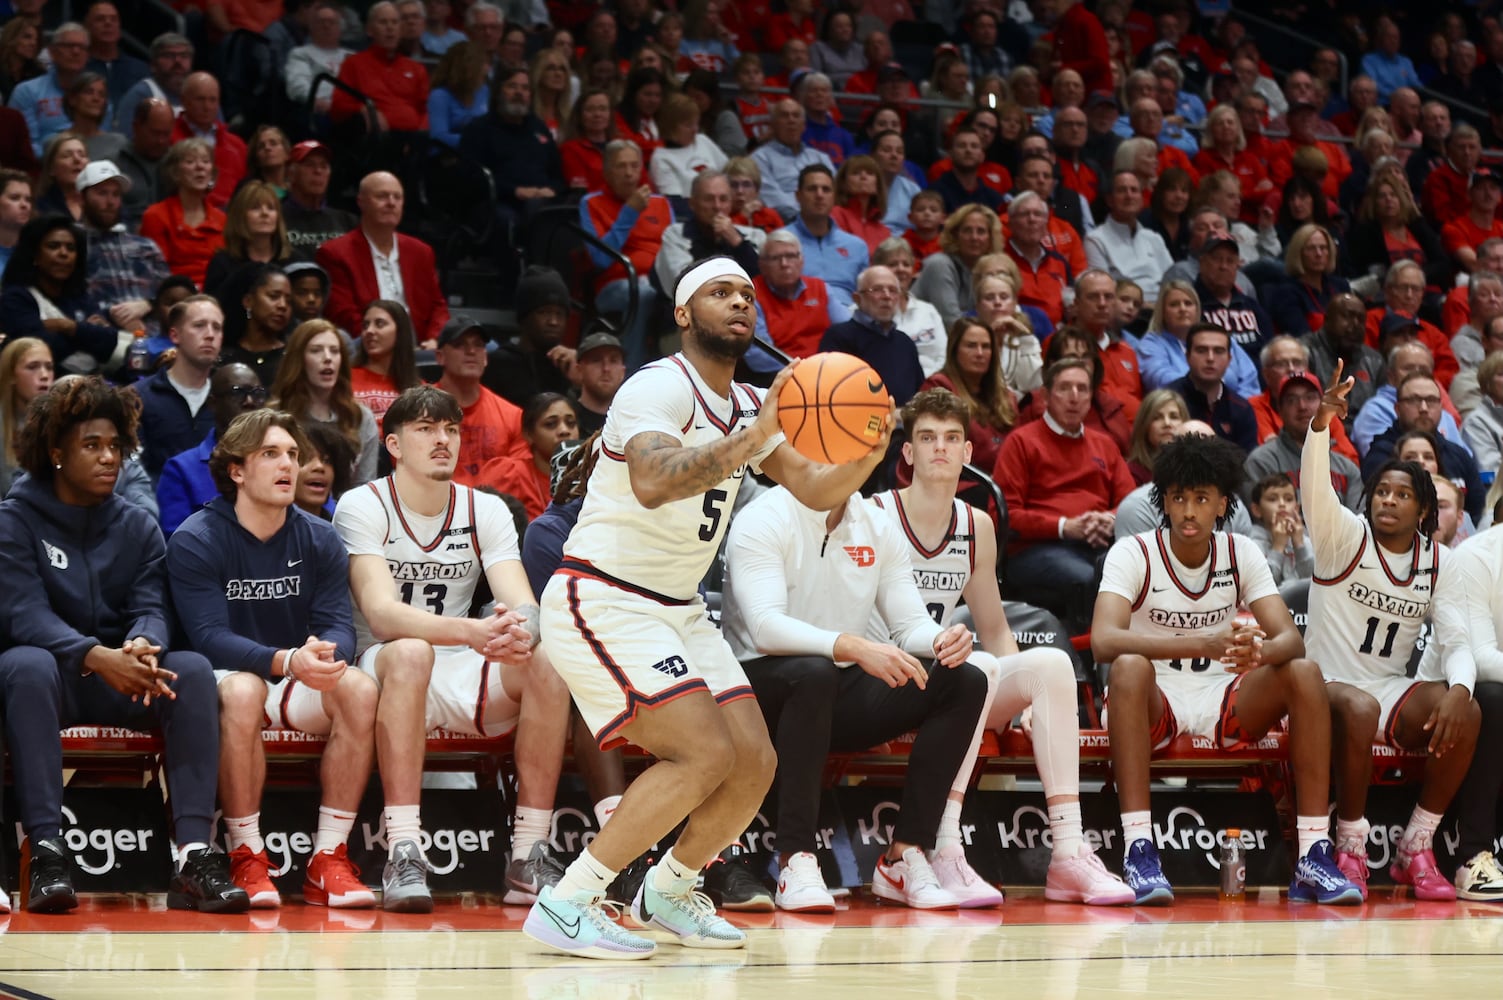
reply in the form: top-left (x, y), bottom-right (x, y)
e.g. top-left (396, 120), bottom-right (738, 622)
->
top-left (674, 258), bottom-right (753, 308)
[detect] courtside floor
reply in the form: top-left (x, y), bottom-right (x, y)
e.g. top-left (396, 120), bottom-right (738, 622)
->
top-left (0, 890), bottom-right (1498, 998)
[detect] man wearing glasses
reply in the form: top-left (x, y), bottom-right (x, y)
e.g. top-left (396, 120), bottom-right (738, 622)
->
top-left (753, 230), bottom-right (851, 360)
top-left (1363, 370), bottom-right (1487, 521)
top-left (8, 22), bottom-right (97, 157)
top-left (157, 362), bottom-right (267, 534)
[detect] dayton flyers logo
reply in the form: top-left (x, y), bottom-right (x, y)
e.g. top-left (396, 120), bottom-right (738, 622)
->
top-left (844, 546), bottom-right (876, 567)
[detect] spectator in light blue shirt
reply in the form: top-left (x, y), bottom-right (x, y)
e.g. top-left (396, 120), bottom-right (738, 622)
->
top-left (427, 40), bottom-right (490, 148)
top-left (421, 0), bottom-right (468, 55)
top-left (784, 164), bottom-right (869, 302)
top-left (1361, 16), bottom-right (1423, 101)
top-left (9, 24), bottom-right (93, 158)
top-left (751, 99), bottom-right (834, 223)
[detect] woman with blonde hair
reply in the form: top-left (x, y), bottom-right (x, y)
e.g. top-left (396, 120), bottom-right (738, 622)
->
top-left (33, 132), bottom-right (88, 221)
top-left (530, 46), bottom-right (575, 138)
top-left (725, 156), bottom-right (781, 231)
top-left (1191, 104), bottom-right (1272, 217)
top-left (919, 315), bottom-right (1018, 472)
top-left (268, 318), bottom-right (379, 486)
top-left (831, 155), bottom-right (890, 254)
top-left (0, 19), bottom-right (43, 103)
top-left (1124, 388), bottom-right (1189, 485)
top-left (1265, 222), bottom-right (1350, 337)
top-left (140, 138), bottom-right (224, 288)
top-left (242, 125), bottom-right (291, 195)
top-left (1348, 168), bottom-right (1449, 289)
top-left (1137, 278), bottom-right (1260, 396)
top-left (0, 337), bottom-right (52, 492)
top-left (203, 180), bottom-right (292, 296)
top-left (429, 40), bottom-right (490, 148)
top-left (912, 203), bottom-right (1004, 328)
top-left (1113, 136), bottom-right (1161, 195)
top-left (973, 270), bottom-right (1042, 393)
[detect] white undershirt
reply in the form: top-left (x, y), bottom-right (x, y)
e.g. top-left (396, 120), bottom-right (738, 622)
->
top-left (167, 369), bottom-right (210, 417)
top-left (366, 233), bottom-right (406, 305)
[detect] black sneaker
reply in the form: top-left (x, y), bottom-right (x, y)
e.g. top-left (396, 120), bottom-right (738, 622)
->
top-left (605, 852), bottom-right (654, 912)
top-left (27, 837), bottom-right (77, 913)
top-left (169, 848), bottom-right (251, 913)
top-left (704, 844), bottom-right (774, 912)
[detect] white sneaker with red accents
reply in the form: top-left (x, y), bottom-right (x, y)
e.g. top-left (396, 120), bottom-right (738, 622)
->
top-left (775, 851), bottom-right (836, 913)
top-left (872, 847), bottom-right (960, 910)
top-left (928, 843), bottom-right (1004, 908)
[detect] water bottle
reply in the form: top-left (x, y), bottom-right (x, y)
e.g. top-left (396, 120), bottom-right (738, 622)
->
top-left (1219, 828), bottom-right (1246, 901)
top-left (125, 329), bottom-right (151, 380)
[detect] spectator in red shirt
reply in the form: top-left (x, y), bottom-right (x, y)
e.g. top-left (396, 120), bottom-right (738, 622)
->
top-left (330, 2), bottom-right (430, 134)
top-left (725, 156), bottom-right (783, 232)
top-left (1267, 102), bottom-right (1350, 204)
top-left (1004, 192), bottom-right (1072, 326)
top-left (1194, 104), bottom-right (1273, 220)
top-left (1052, 0), bottom-right (1112, 95)
top-left (559, 88), bottom-right (613, 194)
top-left (613, 66), bottom-right (666, 166)
top-left (766, 0), bottom-right (816, 55)
top-left (1422, 124), bottom-right (1485, 228)
top-left (1441, 165), bottom-right (1503, 273)
top-left (169, 72), bottom-right (245, 211)
top-left (1328, 75), bottom-right (1380, 136)
top-left (831, 155), bottom-right (890, 254)
top-left (1361, 260), bottom-right (1460, 388)
top-left (139, 137), bottom-right (225, 288)
top-left (753, 229), bottom-right (848, 360)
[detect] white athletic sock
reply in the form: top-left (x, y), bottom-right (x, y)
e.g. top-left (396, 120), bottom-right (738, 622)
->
top-left (1049, 801), bottom-right (1084, 860)
top-left (1121, 810), bottom-right (1152, 857)
top-left (175, 842), bottom-right (209, 871)
top-left (384, 804), bottom-right (422, 857)
top-left (1335, 817), bottom-right (1370, 855)
top-left (1295, 815), bottom-right (1329, 857)
top-left (313, 805), bottom-right (358, 856)
top-left (224, 814), bottom-right (264, 855)
top-left (554, 847), bottom-right (616, 897)
top-left (650, 846), bottom-right (700, 895)
top-left (934, 798), bottom-right (965, 852)
top-left (511, 806), bottom-right (552, 861)
top-left (1399, 806), bottom-right (1443, 862)
top-left (593, 795), bottom-right (622, 829)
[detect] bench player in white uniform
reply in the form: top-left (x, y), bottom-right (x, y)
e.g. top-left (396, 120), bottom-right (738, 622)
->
top-left (522, 256), bottom-right (893, 961)
top-left (1304, 362), bottom-right (1480, 901)
top-left (334, 386), bottom-right (566, 912)
top-left (1093, 433), bottom-right (1362, 906)
top-left (869, 388), bottom-right (1133, 906)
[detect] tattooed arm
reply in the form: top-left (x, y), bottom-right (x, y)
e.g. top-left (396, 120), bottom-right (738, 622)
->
top-left (625, 428), bottom-right (771, 509)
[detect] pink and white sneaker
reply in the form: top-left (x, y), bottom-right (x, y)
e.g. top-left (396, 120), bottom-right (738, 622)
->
top-left (872, 848), bottom-right (960, 910)
top-left (1044, 849), bottom-right (1136, 906)
top-left (1335, 847), bottom-right (1370, 901)
top-left (927, 844), bottom-right (1004, 908)
top-left (1391, 849), bottom-right (1457, 901)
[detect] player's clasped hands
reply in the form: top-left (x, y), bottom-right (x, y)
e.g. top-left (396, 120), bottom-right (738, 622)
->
top-left (477, 606), bottom-right (534, 665)
top-left (931, 623), bottom-right (974, 668)
top-left (1216, 623), bottom-right (1266, 674)
top-left (854, 637), bottom-right (929, 690)
top-left (290, 636), bottom-right (347, 691)
top-left (95, 638), bottom-right (177, 705)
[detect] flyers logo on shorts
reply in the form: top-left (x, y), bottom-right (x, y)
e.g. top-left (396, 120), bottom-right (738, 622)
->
top-left (844, 546), bottom-right (876, 567)
top-left (651, 655), bottom-right (689, 678)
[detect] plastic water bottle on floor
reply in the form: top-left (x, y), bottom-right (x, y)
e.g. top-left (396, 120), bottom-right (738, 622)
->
top-left (1220, 828), bottom-right (1246, 901)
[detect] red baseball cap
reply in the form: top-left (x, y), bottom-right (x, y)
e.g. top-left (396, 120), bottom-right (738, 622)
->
top-left (290, 140), bottom-right (333, 163)
top-left (1277, 371), bottom-right (1322, 402)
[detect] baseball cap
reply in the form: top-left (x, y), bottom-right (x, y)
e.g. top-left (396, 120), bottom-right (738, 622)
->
top-left (877, 62), bottom-right (910, 85)
top-left (1472, 165), bottom-right (1502, 188)
top-left (1380, 311), bottom-right (1421, 339)
top-left (1201, 235), bottom-right (1241, 257)
top-left (436, 315), bottom-right (487, 348)
top-left (1276, 371), bottom-right (1322, 401)
top-left (76, 160), bottom-right (131, 194)
top-left (290, 140), bottom-right (333, 163)
top-left (1085, 90), bottom-right (1119, 110)
top-left (576, 331), bottom-right (622, 360)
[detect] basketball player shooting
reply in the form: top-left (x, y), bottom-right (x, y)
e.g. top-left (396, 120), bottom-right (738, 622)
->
top-left (524, 256), bottom-right (895, 960)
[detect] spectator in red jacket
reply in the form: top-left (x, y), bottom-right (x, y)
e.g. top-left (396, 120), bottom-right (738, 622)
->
top-left (1052, 0), bottom-right (1112, 95)
top-left (331, 2), bottom-right (430, 134)
top-left (169, 72), bottom-right (245, 210)
top-left (315, 171), bottom-right (449, 345)
top-left (1421, 124), bottom-right (1484, 227)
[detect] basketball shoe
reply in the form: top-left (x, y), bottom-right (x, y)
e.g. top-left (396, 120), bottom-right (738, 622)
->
top-left (1391, 848), bottom-right (1458, 901)
top-left (26, 837), bottom-right (78, 913)
top-left (169, 848), bottom-right (251, 913)
top-left (230, 845), bottom-right (280, 908)
top-left (524, 884), bottom-right (658, 960)
top-left (382, 839), bottom-right (434, 913)
top-left (303, 844), bottom-right (377, 908)
top-left (1289, 840), bottom-right (1363, 905)
top-left (703, 845), bottom-right (774, 912)
top-left (632, 870), bottom-right (747, 948)
top-left (1334, 845), bottom-right (1370, 901)
top-left (872, 847), bottom-right (960, 909)
top-left (775, 851), bottom-right (835, 913)
top-left (1454, 851), bottom-right (1503, 902)
top-left (1045, 849), bottom-right (1136, 906)
top-left (928, 843), bottom-right (1004, 908)
top-left (504, 841), bottom-right (567, 905)
top-left (1122, 839), bottom-right (1174, 905)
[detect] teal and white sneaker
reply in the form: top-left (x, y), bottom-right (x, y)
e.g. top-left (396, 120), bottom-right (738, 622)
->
top-left (632, 870), bottom-right (747, 949)
top-left (523, 884), bottom-right (658, 960)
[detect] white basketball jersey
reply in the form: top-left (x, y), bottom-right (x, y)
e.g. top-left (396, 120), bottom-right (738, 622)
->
top-left (870, 490), bottom-right (977, 627)
top-left (334, 477), bottom-right (519, 653)
top-left (1099, 529), bottom-right (1278, 674)
top-left (562, 354), bottom-right (781, 602)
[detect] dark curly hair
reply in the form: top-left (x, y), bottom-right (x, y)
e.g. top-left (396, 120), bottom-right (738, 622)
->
top-left (16, 375), bottom-right (140, 481)
top-left (1150, 433), bottom-right (1245, 528)
top-left (1362, 459), bottom-right (1440, 539)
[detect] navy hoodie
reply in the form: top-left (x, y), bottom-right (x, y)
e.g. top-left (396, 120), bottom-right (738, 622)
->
top-left (0, 477), bottom-right (169, 674)
top-left (166, 496), bottom-right (354, 678)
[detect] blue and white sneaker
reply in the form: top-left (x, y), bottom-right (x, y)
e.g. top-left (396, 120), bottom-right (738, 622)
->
top-left (1289, 840), bottom-right (1363, 905)
top-left (1122, 839), bottom-right (1174, 905)
top-left (523, 884), bottom-right (658, 960)
top-left (632, 870), bottom-right (747, 949)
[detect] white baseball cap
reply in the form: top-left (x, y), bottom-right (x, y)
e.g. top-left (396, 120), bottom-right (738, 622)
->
top-left (75, 160), bottom-right (132, 194)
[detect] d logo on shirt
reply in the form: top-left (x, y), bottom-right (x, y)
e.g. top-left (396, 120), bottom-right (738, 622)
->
top-left (844, 545), bottom-right (876, 567)
top-left (43, 541), bottom-right (68, 570)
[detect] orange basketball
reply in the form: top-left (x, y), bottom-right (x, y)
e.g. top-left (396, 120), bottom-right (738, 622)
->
top-left (776, 353), bottom-right (891, 464)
